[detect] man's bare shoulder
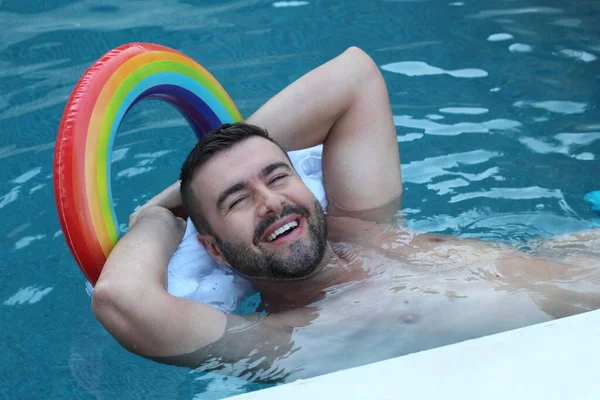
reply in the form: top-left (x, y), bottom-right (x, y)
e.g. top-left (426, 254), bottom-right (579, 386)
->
top-left (325, 211), bottom-right (506, 258)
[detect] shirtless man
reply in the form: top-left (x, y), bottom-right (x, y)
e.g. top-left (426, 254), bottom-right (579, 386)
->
top-left (92, 47), bottom-right (600, 382)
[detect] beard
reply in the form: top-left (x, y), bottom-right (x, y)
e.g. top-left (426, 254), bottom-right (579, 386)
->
top-left (214, 200), bottom-right (328, 281)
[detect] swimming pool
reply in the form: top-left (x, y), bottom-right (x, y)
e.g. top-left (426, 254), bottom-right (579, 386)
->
top-left (0, 0), bottom-right (598, 398)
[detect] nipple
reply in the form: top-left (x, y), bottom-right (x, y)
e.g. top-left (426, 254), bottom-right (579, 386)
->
top-left (399, 313), bottom-right (419, 324)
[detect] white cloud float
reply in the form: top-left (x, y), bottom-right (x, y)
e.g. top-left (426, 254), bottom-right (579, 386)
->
top-left (380, 61), bottom-right (488, 78)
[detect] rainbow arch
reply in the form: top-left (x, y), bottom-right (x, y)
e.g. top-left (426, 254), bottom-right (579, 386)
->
top-left (53, 43), bottom-right (242, 285)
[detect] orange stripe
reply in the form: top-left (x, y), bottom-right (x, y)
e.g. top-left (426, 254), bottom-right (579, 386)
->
top-left (85, 50), bottom-right (216, 256)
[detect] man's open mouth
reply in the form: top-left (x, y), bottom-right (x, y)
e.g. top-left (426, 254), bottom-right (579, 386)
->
top-left (266, 219), bottom-right (300, 242)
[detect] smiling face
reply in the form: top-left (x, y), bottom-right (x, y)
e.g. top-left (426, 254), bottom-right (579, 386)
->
top-left (191, 136), bottom-right (327, 281)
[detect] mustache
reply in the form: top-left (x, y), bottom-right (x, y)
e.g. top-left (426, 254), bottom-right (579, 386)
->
top-left (254, 204), bottom-right (309, 243)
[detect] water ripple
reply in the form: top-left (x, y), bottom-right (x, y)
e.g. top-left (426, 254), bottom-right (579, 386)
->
top-left (0, 0), bottom-right (264, 52)
top-left (3, 286), bottom-right (53, 305)
top-left (381, 61), bottom-right (488, 78)
top-left (439, 107), bottom-right (489, 115)
top-left (514, 100), bottom-right (587, 115)
top-left (487, 33), bottom-right (514, 42)
top-left (272, 1), bottom-right (309, 7)
top-left (557, 48), bottom-right (597, 63)
top-left (402, 150), bottom-right (502, 184)
top-left (519, 131), bottom-right (600, 160)
top-left (469, 7), bottom-right (563, 19)
top-left (450, 186), bottom-right (564, 203)
top-left (12, 167), bottom-right (41, 184)
top-left (393, 115), bottom-right (521, 136)
top-left (508, 43), bottom-right (533, 53)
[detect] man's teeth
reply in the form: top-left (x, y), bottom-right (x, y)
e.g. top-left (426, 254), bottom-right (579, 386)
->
top-left (267, 220), bottom-right (299, 242)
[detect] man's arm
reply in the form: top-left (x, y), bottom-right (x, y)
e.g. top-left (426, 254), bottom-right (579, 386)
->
top-left (247, 46), bottom-right (402, 215)
top-left (138, 47), bottom-right (402, 218)
top-left (92, 206), bottom-right (228, 357)
top-left (94, 206), bottom-right (302, 367)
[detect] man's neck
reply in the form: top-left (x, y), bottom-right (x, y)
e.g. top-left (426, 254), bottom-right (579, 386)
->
top-left (250, 243), bottom-right (363, 312)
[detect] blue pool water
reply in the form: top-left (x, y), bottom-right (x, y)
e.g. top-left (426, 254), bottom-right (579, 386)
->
top-left (0, 0), bottom-right (598, 398)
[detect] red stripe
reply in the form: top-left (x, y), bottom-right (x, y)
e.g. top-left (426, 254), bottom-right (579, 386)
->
top-left (54, 43), bottom-right (158, 285)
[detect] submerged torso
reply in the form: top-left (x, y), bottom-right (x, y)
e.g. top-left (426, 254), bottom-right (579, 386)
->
top-left (200, 216), bottom-right (600, 382)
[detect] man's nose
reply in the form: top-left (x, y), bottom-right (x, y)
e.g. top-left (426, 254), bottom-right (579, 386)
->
top-left (256, 187), bottom-right (284, 217)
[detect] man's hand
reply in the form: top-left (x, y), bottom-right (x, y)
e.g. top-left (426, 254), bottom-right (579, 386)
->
top-left (130, 181), bottom-right (187, 228)
top-left (128, 204), bottom-right (186, 231)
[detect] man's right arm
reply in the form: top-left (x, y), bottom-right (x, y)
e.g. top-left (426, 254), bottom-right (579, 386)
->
top-left (92, 206), bottom-right (228, 358)
top-left (93, 206), bottom-right (302, 369)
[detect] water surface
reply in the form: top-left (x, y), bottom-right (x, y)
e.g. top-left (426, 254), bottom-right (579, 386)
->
top-left (0, 0), bottom-right (598, 398)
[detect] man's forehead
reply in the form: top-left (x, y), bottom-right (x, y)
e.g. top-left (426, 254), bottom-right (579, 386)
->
top-left (192, 137), bottom-right (290, 199)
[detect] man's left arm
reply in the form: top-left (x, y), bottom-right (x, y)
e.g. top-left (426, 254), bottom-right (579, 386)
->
top-left (133, 48), bottom-right (402, 220)
top-left (247, 47), bottom-right (402, 218)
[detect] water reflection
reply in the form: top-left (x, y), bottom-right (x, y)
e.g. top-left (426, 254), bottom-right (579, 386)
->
top-left (0, 0), bottom-right (264, 51)
top-left (487, 33), bottom-right (514, 41)
top-left (381, 61), bottom-right (488, 78)
top-left (0, 0), bottom-right (598, 397)
top-left (508, 43), bottom-right (533, 53)
top-left (469, 7), bottom-right (563, 19)
top-left (551, 18), bottom-right (583, 28)
top-left (519, 131), bottom-right (600, 160)
top-left (557, 48), bottom-right (597, 63)
top-left (402, 150), bottom-right (501, 184)
top-left (272, 1), bottom-right (309, 7)
top-left (439, 107), bottom-right (489, 115)
top-left (3, 286), bottom-right (53, 305)
top-left (393, 115), bottom-right (521, 136)
top-left (514, 100), bottom-right (587, 114)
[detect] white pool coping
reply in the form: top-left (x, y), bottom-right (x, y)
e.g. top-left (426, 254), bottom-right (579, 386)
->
top-left (226, 310), bottom-right (600, 399)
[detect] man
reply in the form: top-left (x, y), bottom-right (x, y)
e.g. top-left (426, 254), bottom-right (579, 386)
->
top-left (92, 47), bottom-right (600, 382)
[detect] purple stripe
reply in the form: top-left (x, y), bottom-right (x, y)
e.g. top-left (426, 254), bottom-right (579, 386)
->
top-left (128, 84), bottom-right (223, 139)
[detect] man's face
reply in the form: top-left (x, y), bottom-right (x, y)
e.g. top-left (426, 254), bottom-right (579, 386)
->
top-left (191, 137), bottom-right (327, 281)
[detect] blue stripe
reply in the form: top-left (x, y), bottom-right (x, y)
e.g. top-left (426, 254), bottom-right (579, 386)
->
top-left (104, 72), bottom-right (238, 237)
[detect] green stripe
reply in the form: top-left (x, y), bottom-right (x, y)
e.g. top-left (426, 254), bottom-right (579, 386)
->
top-left (96, 60), bottom-right (241, 244)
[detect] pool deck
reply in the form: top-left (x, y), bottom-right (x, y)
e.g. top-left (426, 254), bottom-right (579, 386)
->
top-left (226, 310), bottom-right (600, 399)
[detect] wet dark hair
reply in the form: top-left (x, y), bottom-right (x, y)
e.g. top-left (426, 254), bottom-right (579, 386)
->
top-left (179, 122), bottom-right (290, 234)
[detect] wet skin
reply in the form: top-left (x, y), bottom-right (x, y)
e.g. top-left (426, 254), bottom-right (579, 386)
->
top-left (181, 218), bottom-right (600, 382)
top-left (175, 139), bottom-right (600, 382)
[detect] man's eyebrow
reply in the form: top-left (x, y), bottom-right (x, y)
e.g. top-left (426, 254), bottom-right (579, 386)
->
top-left (216, 181), bottom-right (248, 212)
top-left (216, 163), bottom-right (292, 212)
top-left (261, 162), bottom-right (291, 177)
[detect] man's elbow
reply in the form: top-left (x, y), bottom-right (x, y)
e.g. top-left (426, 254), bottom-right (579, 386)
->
top-left (343, 46), bottom-right (380, 70)
top-left (341, 46), bottom-right (384, 86)
top-left (91, 282), bottom-right (115, 321)
top-left (91, 282), bottom-right (140, 352)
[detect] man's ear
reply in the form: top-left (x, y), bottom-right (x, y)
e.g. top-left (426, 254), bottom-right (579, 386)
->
top-left (197, 234), bottom-right (228, 266)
